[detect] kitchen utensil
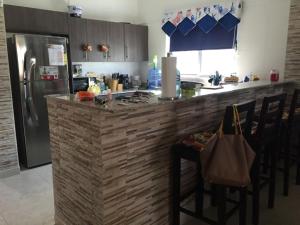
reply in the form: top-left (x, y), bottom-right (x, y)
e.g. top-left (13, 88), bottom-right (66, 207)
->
top-left (111, 79), bottom-right (118, 92)
top-left (117, 84), bottom-right (123, 92)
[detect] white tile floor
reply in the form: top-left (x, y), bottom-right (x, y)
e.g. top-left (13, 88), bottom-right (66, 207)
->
top-left (0, 165), bottom-right (54, 225)
top-left (0, 164), bottom-right (299, 225)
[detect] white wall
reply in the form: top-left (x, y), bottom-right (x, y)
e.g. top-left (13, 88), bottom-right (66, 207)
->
top-left (138, 0), bottom-right (291, 79)
top-left (4, 0), bottom-right (139, 23)
top-left (78, 62), bottom-right (148, 81)
top-left (4, 0), bottom-right (291, 79)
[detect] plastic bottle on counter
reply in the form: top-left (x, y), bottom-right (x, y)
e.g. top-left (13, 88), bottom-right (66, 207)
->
top-left (147, 55), bottom-right (161, 90)
top-left (148, 69), bottom-right (161, 90)
top-left (176, 69), bottom-right (181, 96)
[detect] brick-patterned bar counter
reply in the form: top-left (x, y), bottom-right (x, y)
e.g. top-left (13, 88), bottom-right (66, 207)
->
top-left (47, 80), bottom-right (294, 225)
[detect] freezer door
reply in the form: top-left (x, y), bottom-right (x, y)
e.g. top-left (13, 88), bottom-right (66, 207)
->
top-left (15, 34), bottom-right (70, 82)
top-left (20, 79), bottom-right (69, 167)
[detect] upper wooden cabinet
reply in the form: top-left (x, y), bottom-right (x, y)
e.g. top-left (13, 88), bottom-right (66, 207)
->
top-left (86, 21), bottom-right (125, 62)
top-left (86, 19), bottom-right (108, 62)
top-left (124, 24), bottom-right (137, 62)
top-left (136, 25), bottom-right (148, 62)
top-left (107, 22), bottom-right (125, 62)
top-left (4, 5), bottom-right (68, 35)
top-left (68, 17), bottom-right (88, 62)
top-left (4, 5), bottom-right (148, 62)
top-left (124, 24), bottom-right (148, 62)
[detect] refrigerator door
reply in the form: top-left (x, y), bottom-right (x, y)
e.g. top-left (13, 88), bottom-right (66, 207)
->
top-left (19, 79), bottom-right (69, 167)
top-left (13, 34), bottom-right (70, 167)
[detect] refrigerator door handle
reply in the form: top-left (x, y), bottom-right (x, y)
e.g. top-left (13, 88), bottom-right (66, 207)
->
top-left (24, 51), bottom-right (36, 82)
top-left (24, 56), bottom-right (39, 126)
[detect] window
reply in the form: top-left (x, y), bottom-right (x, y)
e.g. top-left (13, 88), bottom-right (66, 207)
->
top-left (171, 49), bottom-right (237, 76)
top-left (200, 49), bottom-right (237, 75)
top-left (166, 37), bottom-right (237, 76)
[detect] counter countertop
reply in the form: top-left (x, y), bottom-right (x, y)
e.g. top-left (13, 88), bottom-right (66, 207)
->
top-left (48, 80), bottom-right (295, 113)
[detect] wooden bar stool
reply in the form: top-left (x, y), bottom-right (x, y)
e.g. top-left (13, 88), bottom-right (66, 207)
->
top-left (280, 89), bottom-right (300, 195)
top-left (172, 100), bottom-right (256, 225)
top-left (250, 93), bottom-right (287, 225)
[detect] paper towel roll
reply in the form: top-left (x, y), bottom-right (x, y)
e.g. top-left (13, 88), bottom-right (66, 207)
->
top-left (161, 56), bottom-right (177, 98)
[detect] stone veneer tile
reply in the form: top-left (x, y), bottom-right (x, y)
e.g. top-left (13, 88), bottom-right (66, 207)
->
top-left (285, 0), bottom-right (300, 87)
top-left (0, 7), bottom-right (19, 178)
top-left (47, 82), bottom-right (293, 225)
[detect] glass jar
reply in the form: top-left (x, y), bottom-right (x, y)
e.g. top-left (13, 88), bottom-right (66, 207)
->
top-left (132, 75), bottom-right (141, 89)
top-left (270, 69), bottom-right (279, 82)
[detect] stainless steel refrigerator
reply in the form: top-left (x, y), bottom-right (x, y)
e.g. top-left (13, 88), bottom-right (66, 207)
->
top-left (7, 34), bottom-right (70, 168)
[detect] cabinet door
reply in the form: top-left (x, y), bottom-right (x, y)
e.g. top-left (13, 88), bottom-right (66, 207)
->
top-left (107, 22), bottom-right (125, 62)
top-left (124, 24), bottom-right (137, 62)
top-left (86, 19), bottom-right (108, 62)
top-left (124, 24), bottom-right (149, 62)
top-left (4, 5), bottom-right (68, 35)
top-left (4, 5), bottom-right (28, 32)
top-left (68, 17), bottom-right (88, 62)
top-left (136, 25), bottom-right (149, 62)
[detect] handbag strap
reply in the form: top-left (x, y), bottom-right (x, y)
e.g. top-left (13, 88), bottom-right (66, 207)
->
top-left (218, 105), bottom-right (242, 137)
top-left (233, 104), bottom-right (243, 135)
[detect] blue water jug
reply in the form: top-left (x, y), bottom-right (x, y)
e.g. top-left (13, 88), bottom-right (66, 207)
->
top-left (148, 68), bottom-right (161, 90)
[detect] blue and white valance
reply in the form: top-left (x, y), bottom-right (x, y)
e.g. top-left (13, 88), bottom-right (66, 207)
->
top-left (162, 0), bottom-right (243, 36)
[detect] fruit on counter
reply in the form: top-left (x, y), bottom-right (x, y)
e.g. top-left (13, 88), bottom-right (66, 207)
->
top-left (76, 91), bottom-right (95, 101)
top-left (224, 75), bottom-right (239, 83)
top-left (87, 84), bottom-right (101, 95)
top-left (252, 75), bottom-right (260, 81)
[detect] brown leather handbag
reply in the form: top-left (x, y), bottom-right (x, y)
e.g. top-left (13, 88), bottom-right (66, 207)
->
top-left (200, 106), bottom-right (256, 187)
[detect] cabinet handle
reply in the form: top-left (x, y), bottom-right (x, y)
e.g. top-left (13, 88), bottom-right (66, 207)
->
top-left (125, 46), bottom-right (128, 59)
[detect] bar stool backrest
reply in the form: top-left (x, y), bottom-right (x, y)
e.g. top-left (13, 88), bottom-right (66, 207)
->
top-left (223, 100), bottom-right (256, 141)
top-left (256, 93), bottom-right (287, 139)
top-left (287, 89), bottom-right (300, 131)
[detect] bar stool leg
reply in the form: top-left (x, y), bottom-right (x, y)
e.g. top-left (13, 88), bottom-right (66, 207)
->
top-left (195, 159), bottom-right (204, 217)
top-left (297, 164), bottom-right (300, 185)
top-left (297, 150), bottom-right (300, 185)
top-left (297, 130), bottom-right (300, 185)
top-left (211, 184), bottom-right (217, 207)
top-left (252, 151), bottom-right (261, 225)
top-left (268, 143), bottom-right (277, 209)
top-left (239, 187), bottom-right (247, 225)
top-left (172, 149), bottom-right (181, 225)
top-left (217, 185), bottom-right (227, 225)
top-left (262, 149), bottom-right (269, 174)
top-left (283, 134), bottom-right (290, 196)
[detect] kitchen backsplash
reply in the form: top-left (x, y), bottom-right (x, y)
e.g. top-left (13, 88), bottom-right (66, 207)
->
top-left (74, 62), bottom-right (148, 82)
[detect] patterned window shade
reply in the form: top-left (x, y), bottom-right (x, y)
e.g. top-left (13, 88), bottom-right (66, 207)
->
top-left (162, 0), bottom-right (242, 51)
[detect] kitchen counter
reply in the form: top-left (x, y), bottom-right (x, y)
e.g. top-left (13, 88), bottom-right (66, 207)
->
top-left (52, 80), bottom-right (294, 113)
top-left (47, 79), bottom-right (294, 225)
